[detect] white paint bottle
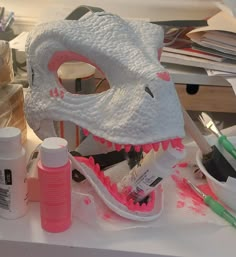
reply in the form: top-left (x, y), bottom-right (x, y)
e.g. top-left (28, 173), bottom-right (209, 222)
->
top-left (0, 127), bottom-right (28, 219)
top-left (118, 147), bottom-right (186, 202)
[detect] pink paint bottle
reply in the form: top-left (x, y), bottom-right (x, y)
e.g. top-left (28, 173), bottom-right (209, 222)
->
top-left (38, 137), bottom-right (71, 233)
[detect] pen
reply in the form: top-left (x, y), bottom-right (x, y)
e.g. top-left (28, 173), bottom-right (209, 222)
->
top-left (3, 11), bottom-right (14, 31)
top-left (4, 17), bottom-right (14, 31)
top-left (186, 179), bottom-right (236, 228)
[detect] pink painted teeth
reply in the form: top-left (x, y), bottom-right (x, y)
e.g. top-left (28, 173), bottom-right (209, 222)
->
top-left (161, 140), bottom-right (169, 151)
top-left (99, 138), bottom-right (105, 144)
top-left (95, 163), bottom-right (100, 173)
top-left (170, 138), bottom-right (179, 148)
top-left (143, 144), bottom-right (153, 153)
top-left (115, 144), bottom-right (122, 151)
top-left (124, 144), bottom-right (131, 152)
top-left (88, 156), bottom-right (95, 165)
top-left (78, 156), bottom-right (158, 213)
top-left (82, 128), bottom-right (89, 136)
top-left (152, 142), bottom-right (160, 151)
top-left (134, 145), bottom-right (141, 152)
top-left (81, 128), bottom-right (184, 154)
top-left (104, 176), bottom-right (111, 185)
top-left (93, 135), bottom-right (99, 142)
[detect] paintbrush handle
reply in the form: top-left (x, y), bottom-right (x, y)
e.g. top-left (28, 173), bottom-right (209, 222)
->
top-left (219, 135), bottom-right (236, 159)
top-left (204, 196), bottom-right (236, 228)
top-left (182, 108), bottom-right (212, 155)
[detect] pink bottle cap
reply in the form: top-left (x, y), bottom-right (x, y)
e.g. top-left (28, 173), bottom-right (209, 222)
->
top-left (40, 137), bottom-right (68, 168)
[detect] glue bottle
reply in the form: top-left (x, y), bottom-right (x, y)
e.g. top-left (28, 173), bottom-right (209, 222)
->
top-left (0, 127), bottom-right (28, 219)
top-left (38, 137), bottom-right (72, 233)
top-left (117, 146), bottom-right (186, 202)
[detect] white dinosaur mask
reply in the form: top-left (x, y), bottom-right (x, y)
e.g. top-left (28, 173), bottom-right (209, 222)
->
top-left (25, 10), bottom-right (184, 147)
top-left (25, 9), bottom-right (185, 221)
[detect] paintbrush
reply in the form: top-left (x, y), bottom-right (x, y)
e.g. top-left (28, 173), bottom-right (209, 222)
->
top-left (186, 179), bottom-right (236, 228)
top-left (183, 108), bottom-right (236, 181)
top-left (199, 112), bottom-right (236, 159)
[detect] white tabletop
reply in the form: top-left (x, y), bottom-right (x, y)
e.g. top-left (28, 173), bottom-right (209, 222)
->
top-left (1, 126), bottom-right (236, 257)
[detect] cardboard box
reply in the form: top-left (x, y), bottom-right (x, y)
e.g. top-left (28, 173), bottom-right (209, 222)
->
top-left (0, 84), bottom-right (27, 143)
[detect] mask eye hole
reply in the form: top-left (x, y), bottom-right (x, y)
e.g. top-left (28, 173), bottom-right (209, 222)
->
top-left (57, 62), bottom-right (110, 94)
top-left (145, 86), bottom-right (154, 98)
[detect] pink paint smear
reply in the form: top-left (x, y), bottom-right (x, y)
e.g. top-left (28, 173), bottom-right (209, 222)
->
top-left (171, 173), bottom-right (218, 216)
top-left (103, 213), bottom-right (112, 220)
top-left (84, 197), bottom-right (92, 205)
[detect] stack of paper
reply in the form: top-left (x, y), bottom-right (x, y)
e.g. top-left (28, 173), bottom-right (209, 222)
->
top-left (187, 10), bottom-right (236, 93)
top-left (161, 8), bottom-right (236, 94)
top-left (188, 11), bottom-right (236, 57)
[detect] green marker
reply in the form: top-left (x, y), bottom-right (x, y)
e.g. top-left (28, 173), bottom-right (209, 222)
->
top-left (186, 179), bottom-right (236, 228)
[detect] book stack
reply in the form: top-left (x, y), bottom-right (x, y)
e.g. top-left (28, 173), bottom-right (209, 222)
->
top-left (160, 9), bottom-right (236, 93)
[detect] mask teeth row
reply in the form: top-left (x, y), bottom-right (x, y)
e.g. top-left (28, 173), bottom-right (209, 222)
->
top-left (85, 156), bottom-right (156, 212)
top-left (82, 128), bottom-right (184, 153)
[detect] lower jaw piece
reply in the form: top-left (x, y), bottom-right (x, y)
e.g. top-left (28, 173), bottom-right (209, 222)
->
top-left (69, 154), bottom-right (164, 222)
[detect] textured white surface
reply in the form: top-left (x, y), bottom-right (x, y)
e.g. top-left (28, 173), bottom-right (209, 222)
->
top-left (25, 11), bottom-right (184, 145)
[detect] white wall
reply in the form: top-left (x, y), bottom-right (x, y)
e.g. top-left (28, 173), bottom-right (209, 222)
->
top-left (2, 0), bottom-right (220, 23)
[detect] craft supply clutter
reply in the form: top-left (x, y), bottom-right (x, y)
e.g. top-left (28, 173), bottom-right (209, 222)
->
top-left (0, 5), bottom-right (236, 233)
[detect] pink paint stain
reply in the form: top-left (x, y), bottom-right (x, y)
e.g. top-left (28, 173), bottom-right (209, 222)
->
top-left (178, 162), bottom-right (188, 168)
top-left (188, 206), bottom-right (206, 216)
top-left (157, 71), bottom-right (170, 81)
top-left (198, 183), bottom-right (218, 200)
top-left (171, 174), bottom-right (206, 215)
top-left (177, 200), bottom-right (185, 208)
top-left (103, 213), bottom-right (112, 220)
top-left (84, 197), bottom-right (91, 205)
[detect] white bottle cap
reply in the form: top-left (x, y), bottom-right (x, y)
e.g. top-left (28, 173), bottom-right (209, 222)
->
top-left (0, 127), bottom-right (22, 155)
top-left (40, 137), bottom-right (69, 168)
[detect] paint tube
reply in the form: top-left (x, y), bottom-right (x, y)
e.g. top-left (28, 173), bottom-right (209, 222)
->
top-left (117, 146), bottom-right (186, 202)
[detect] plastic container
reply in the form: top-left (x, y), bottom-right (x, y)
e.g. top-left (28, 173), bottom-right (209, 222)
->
top-left (196, 136), bottom-right (236, 211)
top-left (0, 127), bottom-right (28, 219)
top-left (118, 146), bottom-right (186, 202)
top-left (38, 137), bottom-right (72, 233)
